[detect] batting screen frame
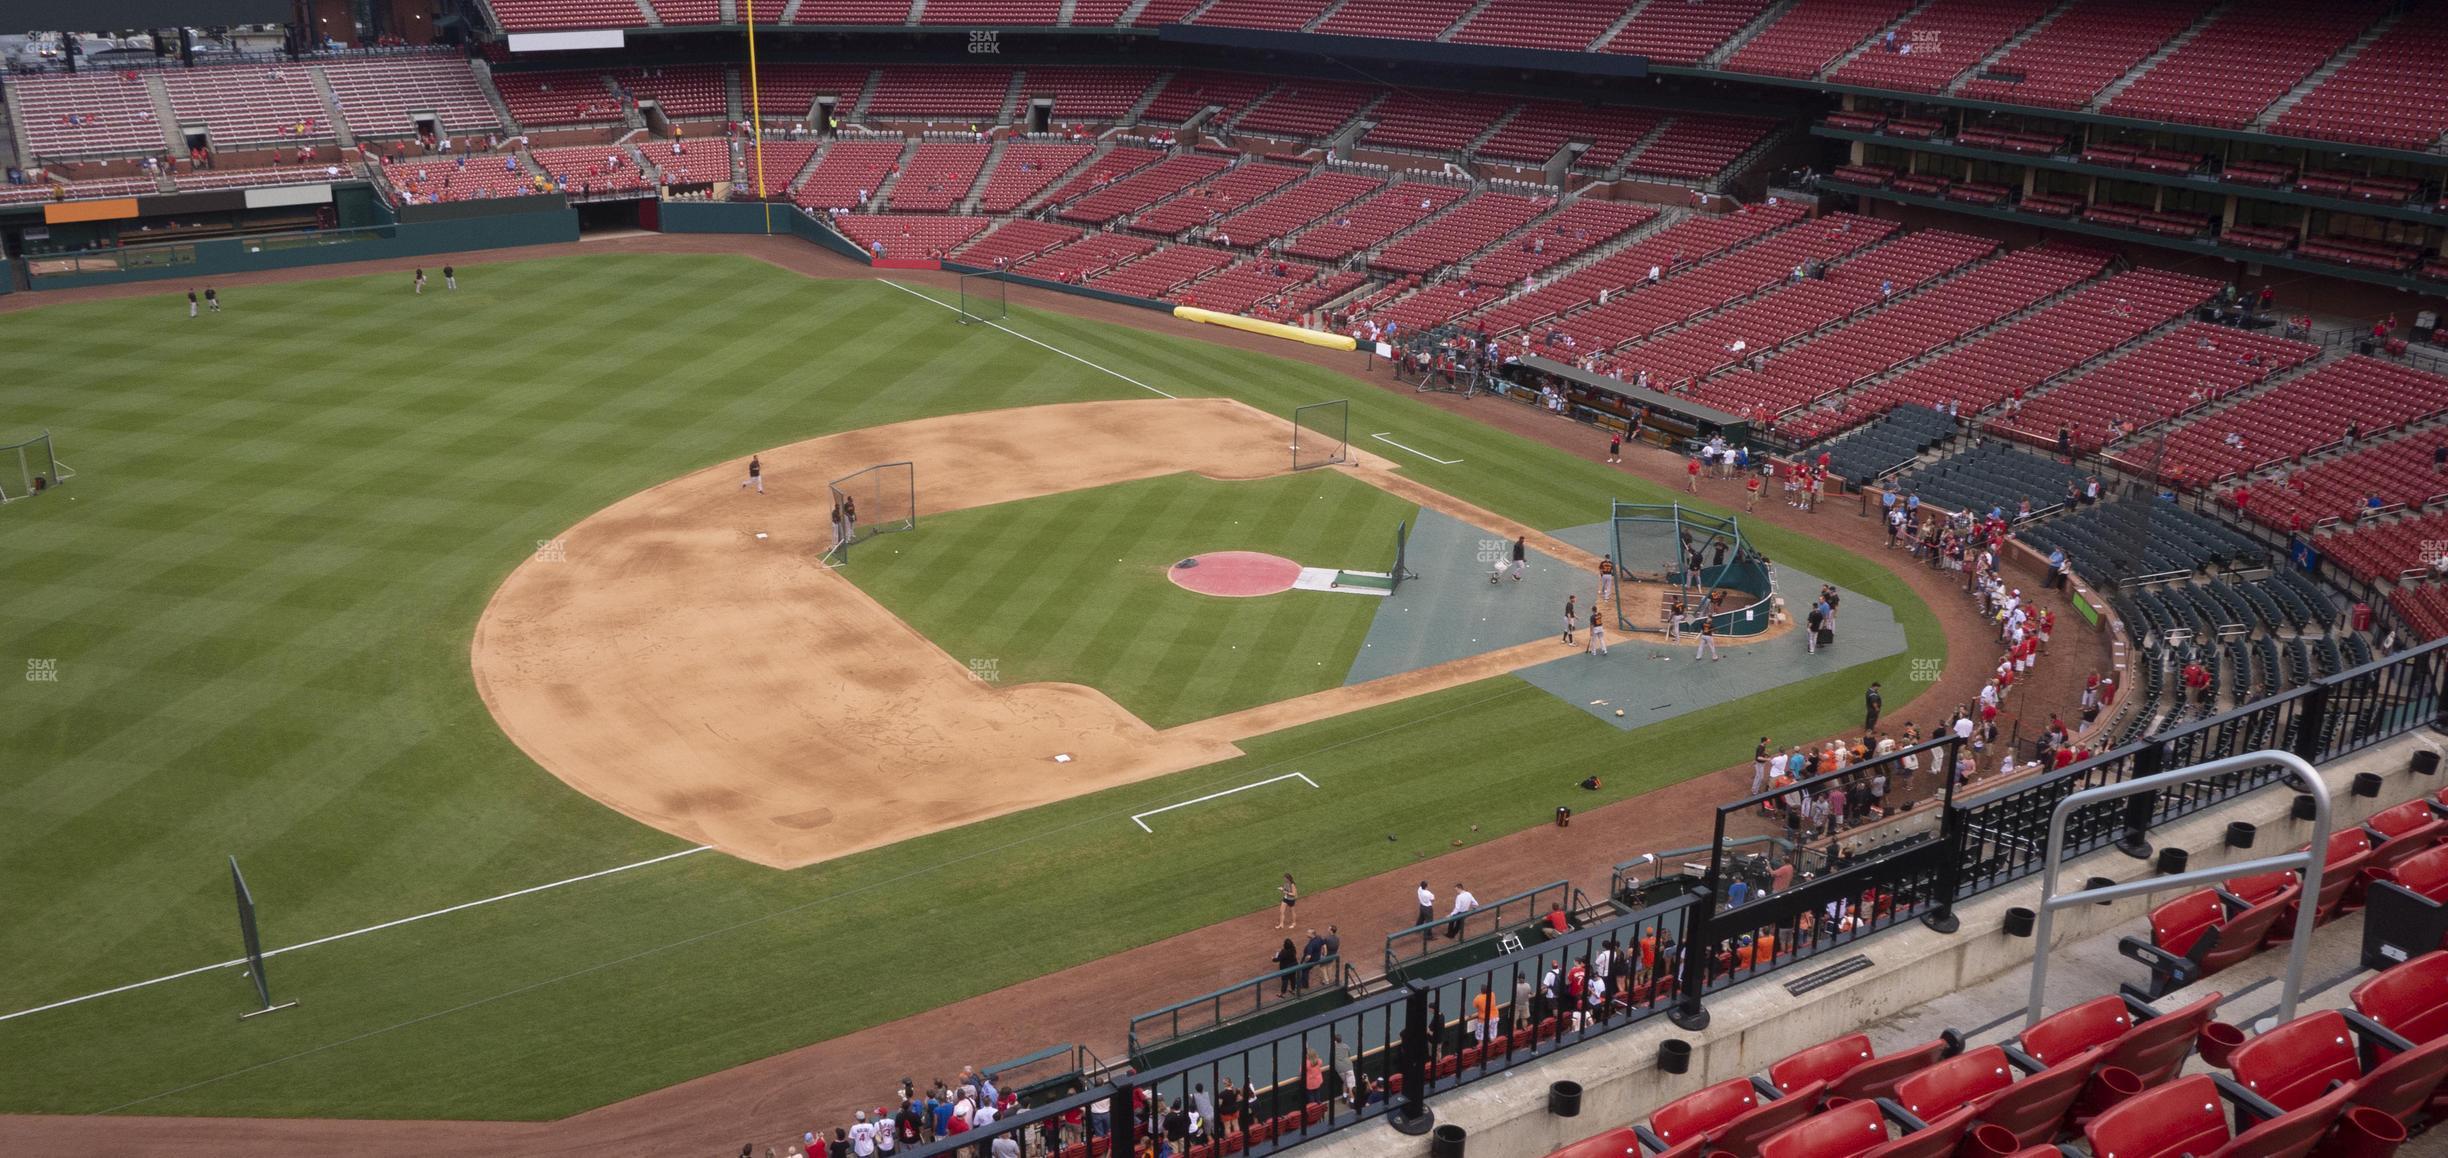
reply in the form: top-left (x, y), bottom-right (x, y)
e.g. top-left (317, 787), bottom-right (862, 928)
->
top-left (820, 461), bottom-right (917, 566)
top-left (1291, 399), bottom-right (1350, 472)
top-left (959, 271), bottom-right (1009, 325)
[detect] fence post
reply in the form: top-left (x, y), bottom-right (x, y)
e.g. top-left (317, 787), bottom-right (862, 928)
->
top-left (1111, 1076), bottom-right (1138, 1158)
top-left (2291, 682), bottom-right (2331, 763)
top-left (2114, 742), bottom-right (2164, 859)
top-left (1922, 738), bottom-right (1965, 933)
top-left (1669, 889), bottom-right (1712, 1031)
top-left (1390, 983), bottom-right (1435, 1135)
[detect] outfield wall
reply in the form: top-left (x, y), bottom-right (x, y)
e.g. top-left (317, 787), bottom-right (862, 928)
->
top-left (23, 200), bottom-right (581, 291)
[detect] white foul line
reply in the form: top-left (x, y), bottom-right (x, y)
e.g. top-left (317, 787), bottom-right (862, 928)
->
top-left (1131, 772), bottom-right (1320, 832)
top-left (876, 277), bottom-right (1177, 399)
top-left (0, 844), bottom-right (713, 1025)
top-left (1369, 432), bottom-right (1463, 465)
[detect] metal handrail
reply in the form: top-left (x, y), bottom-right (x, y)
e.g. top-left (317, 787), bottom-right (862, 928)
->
top-left (2025, 749), bottom-right (2330, 1029)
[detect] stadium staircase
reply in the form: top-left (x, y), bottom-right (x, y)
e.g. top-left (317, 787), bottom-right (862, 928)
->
top-left (308, 69), bottom-right (355, 149)
top-left (958, 134), bottom-right (1008, 211)
top-left (1588, 0), bottom-right (1660, 56)
top-left (725, 66), bottom-right (744, 124)
top-left (1116, 0), bottom-right (1162, 27)
top-left (1702, 0), bottom-right (1802, 66)
top-left (629, 0), bottom-right (661, 24)
top-left (2251, 5), bottom-right (2402, 130)
top-left (849, 68), bottom-right (881, 121)
top-left (906, 0), bottom-right (928, 26)
top-left (1301, 0), bottom-right (1351, 32)
top-left (1121, 72), bottom-right (1171, 125)
top-left (1436, 0), bottom-right (1500, 43)
top-left (143, 74), bottom-right (182, 154)
top-left (2087, 0), bottom-right (2231, 111)
top-left (469, 59), bottom-right (525, 136)
top-left (1815, 0), bottom-right (1937, 80)
top-left (1946, 0), bottom-right (2080, 95)
top-left (997, 70), bottom-right (1026, 126)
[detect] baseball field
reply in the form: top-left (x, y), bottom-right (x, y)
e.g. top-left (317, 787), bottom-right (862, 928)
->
top-left (0, 251), bottom-right (1939, 1122)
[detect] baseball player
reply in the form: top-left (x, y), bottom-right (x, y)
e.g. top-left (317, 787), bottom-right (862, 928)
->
top-left (741, 454), bottom-right (763, 493)
top-left (1597, 555), bottom-right (1616, 601)
top-left (187, 289), bottom-right (198, 318)
top-left (1694, 615), bottom-right (1720, 661)
top-left (1561, 595), bottom-right (1576, 645)
top-left (413, 268), bottom-right (426, 294)
top-left (1586, 608), bottom-right (1607, 656)
top-left (1508, 535), bottom-right (1527, 581)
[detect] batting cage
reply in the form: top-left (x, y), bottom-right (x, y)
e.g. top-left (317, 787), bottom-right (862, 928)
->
top-left (1385, 324), bottom-right (1494, 396)
top-left (820, 461), bottom-right (917, 566)
top-left (1291, 399), bottom-right (1349, 471)
top-left (959, 271), bottom-right (1008, 325)
top-left (0, 431), bottom-right (73, 504)
top-left (1610, 501), bottom-right (1775, 635)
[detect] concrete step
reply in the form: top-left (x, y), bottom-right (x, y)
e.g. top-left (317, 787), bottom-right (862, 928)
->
top-left (2252, 7), bottom-right (2397, 129)
top-left (2091, 0), bottom-right (2231, 109)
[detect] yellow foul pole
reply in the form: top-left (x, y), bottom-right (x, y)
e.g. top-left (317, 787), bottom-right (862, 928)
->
top-left (744, 0), bottom-right (770, 231)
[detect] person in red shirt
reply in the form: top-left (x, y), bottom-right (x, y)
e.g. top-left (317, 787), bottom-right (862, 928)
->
top-left (1544, 904), bottom-right (1570, 934)
top-left (1746, 472), bottom-right (1763, 511)
top-left (2055, 747), bottom-right (2077, 769)
top-left (1687, 457), bottom-right (1702, 492)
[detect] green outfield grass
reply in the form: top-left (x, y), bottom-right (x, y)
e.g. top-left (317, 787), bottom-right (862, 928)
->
top-left (0, 253), bottom-right (1941, 1119)
top-left (848, 471), bottom-right (1417, 727)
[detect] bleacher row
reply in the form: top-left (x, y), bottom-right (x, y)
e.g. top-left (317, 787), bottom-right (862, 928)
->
top-left (7, 53), bottom-right (503, 163)
top-left (457, 0), bottom-right (2448, 151)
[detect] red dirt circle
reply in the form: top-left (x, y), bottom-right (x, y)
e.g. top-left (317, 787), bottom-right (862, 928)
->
top-left (1168, 551), bottom-right (1303, 597)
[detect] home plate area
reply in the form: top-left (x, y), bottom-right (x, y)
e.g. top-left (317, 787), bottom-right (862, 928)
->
top-left (1167, 550), bottom-right (1395, 597)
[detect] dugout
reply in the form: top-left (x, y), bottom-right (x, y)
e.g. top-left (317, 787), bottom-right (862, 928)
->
top-left (1497, 356), bottom-right (1751, 449)
top-left (1382, 880), bottom-right (1575, 985)
top-left (1127, 956), bottom-right (1356, 1070)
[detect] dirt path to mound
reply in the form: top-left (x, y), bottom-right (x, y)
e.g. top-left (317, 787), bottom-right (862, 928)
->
top-left (0, 234), bottom-right (2107, 1158)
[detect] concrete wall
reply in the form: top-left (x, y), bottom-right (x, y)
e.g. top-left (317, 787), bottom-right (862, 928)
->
top-left (1301, 731), bottom-right (2446, 1158)
top-left (27, 206), bottom-right (580, 291)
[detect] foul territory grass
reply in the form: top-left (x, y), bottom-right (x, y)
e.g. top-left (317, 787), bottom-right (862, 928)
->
top-left (848, 471), bottom-right (1417, 727)
top-left (0, 253), bottom-right (1939, 1119)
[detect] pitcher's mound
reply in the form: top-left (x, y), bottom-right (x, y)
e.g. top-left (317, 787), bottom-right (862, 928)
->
top-left (1170, 551), bottom-right (1301, 597)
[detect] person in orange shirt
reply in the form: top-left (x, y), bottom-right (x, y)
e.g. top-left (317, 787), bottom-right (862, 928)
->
top-left (1470, 987), bottom-right (1499, 1043)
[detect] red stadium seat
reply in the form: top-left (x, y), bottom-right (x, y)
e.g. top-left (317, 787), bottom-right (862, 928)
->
top-left (1763, 1032), bottom-right (1955, 1105)
top-left (2118, 881), bottom-right (2296, 997)
top-left (1543, 1126), bottom-right (1643, 1158)
top-left (2354, 951), bottom-right (2448, 1044)
top-left (1895, 1044), bottom-right (2095, 1149)
top-left (1758, 1100), bottom-right (1973, 1158)
top-left (2086, 1072), bottom-right (2350, 1158)
top-left (1648, 1078), bottom-right (1762, 1148)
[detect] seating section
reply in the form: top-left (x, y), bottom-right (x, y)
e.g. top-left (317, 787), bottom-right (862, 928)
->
top-left (1362, 93), bottom-right (1516, 154)
top-left (1208, 169), bottom-right (1383, 247)
top-left (531, 145), bottom-right (653, 194)
top-left (1476, 103), bottom-right (1662, 171)
top-left (1992, 324), bottom-right (2320, 454)
top-left (1126, 0), bottom-right (1206, 25)
top-left (834, 214), bottom-right (986, 259)
top-left (748, 64), bottom-right (875, 123)
top-left (1014, 231), bottom-right (1158, 281)
top-left (1693, 246), bottom-right (2108, 425)
top-left (609, 65), bottom-right (727, 119)
top-left (1286, 182), bottom-right (1465, 263)
top-left (1127, 161), bottom-right (1305, 237)
top-left (649, 0), bottom-right (722, 24)
top-left (1232, 82), bottom-right (1378, 139)
top-left (171, 163), bottom-right (358, 192)
top-left (319, 57), bottom-right (503, 141)
top-left (1173, 256), bottom-right (1324, 314)
top-left (493, 70), bottom-right (625, 126)
top-left (952, 219), bottom-right (1083, 267)
top-left (488, 0), bottom-right (653, 31)
top-left (791, 139), bottom-right (903, 209)
top-left (785, 0), bottom-right (914, 22)
top-left (1600, 0), bottom-right (1775, 65)
top-left (1478, 204), bottom-right (1806, 341)
top-left (2322, 509), bottom-right (2448, 584)
top-left (867, 66), bottom-right (1012, 119)
top-left (885, 142), bottom-right (991, 211)
top-left (161, 66), bottom-right (330, 148)
top-left (1139, 71), bottom-right (1275, 126)
top-left (738, 140), bottom-right (818, 197)
top-left (1550, 213), bottom-right (1893, 367)
top-left (1451, 0), bottom-right (1622, 53)
top-left (2273, 10), bottom-right (2448, 151)
top-left (974, 142), bottom-right (1094, 212)
top-left (917, 0), bottom-right (1061, 24)
top-left (1784, 268), bottom-right (2217, 442)
top-left (2103, 3), bottom-right (2386, 128)
top-left (1311, 0), bottom-right (1476, 42)
top-left (1615, 227), bottom-right (1994, 392)
top-left (1088, 243), bottom-right (1235, 298)
top-left (386, 155), bottom-right (547, 202)
top-left (1057, 154), bottom-right (1229, 226)
top-left (1464, 200), bottom-right (1659, 292)
top-left (1724, 0), bottom-right (1916, 79)
top-left (637, 139), bottom-right (729, 186)
top-left (1037, 145), bottom-right (1166, 209)
top-left (2242, 434), bottom-right (2448, 536)
top-left (2118, 357), bottom-right (2448, 489)
top-left (1368, 192), bottom-right (1543, 276)
top-left (1625, 114), bottom-right (1777, 181)
top-left (7, 72), bottom-right (168, 159)
top-left (1187, 0), bottom-right (1330, 30)
top-left (1014, 68), bottom-right (1161, 121)
top-left (1956, 0), bottom-right (2213, 109)
top-left (1826, 0), bottom-right (2056, 93)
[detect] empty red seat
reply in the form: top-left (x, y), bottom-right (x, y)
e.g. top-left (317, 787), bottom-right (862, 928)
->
top-left (1764, 1032), bottom-right (1955, 1104)
top-left (1543, 1126), bottom-right (1643, 1158)
top-left (2119, 880), bottom-right (2297, 997)
top-left (2083, 1073), bottom-right (2348, 1158)
top-left (1757, 1099), bottom-right (1972, 1158)
top-left (1646, 1079), bottom-right (1823, 1155)
top-left (1895, 1044), bottom-right (2095, 1148)
top-left (2354, 950), bottom-right (2448, 1044)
